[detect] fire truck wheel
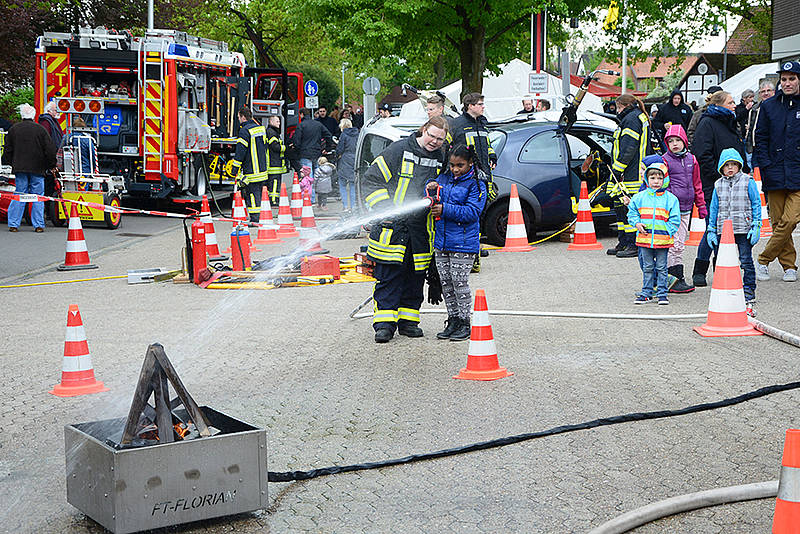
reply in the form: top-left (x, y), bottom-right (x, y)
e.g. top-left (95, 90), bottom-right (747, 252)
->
top-left (49, 201), bottom-right (66, 227)
top-left (104, 193), bottom-right (122, 229)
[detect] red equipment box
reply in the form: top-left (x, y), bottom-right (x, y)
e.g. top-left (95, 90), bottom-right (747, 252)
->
top-left (300, 255), bottom-right (340, 280)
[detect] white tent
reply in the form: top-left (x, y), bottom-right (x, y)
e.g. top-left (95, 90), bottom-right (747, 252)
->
top-left (399, 58), bottom-right (603, 121)
top-left (720, 62), bottom-right (779, 100)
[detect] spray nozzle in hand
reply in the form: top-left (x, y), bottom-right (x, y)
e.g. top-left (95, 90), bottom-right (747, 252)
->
top-left (425, 182), bottom-right (442, 220)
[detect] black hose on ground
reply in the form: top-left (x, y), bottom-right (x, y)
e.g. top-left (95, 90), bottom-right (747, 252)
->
top-left (267, 379), bottom-right (800, 482)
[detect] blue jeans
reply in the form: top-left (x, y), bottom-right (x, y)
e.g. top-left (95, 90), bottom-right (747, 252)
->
top-left (8, 172), bottom-right (45, 229)
top-left (639, 247), bottom-right (669, 297)
top-left (339, 179), bottom-right (356, 210)
top-left (713, 234), bottom-right (756, 300)
top-left (299, 158), bottom-right (318, 203)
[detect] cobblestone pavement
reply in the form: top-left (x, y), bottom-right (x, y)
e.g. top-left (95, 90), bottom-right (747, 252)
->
top-left (1, 213), bottom-right (797, 533)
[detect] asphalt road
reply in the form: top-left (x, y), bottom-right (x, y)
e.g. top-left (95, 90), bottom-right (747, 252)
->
top-left (1, 203), bottom-right (799, 533)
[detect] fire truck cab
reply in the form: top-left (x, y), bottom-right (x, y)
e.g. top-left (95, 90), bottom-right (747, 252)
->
top-left (35, 27), bottom-right (256, 203)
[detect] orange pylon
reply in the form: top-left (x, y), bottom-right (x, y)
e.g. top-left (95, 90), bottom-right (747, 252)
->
top-left (568, 181), bottom-right (603, 250)
top-left (253, 187), bottom-right (281, 245)
top-left (200, 195), bottom-right (226, 260)
top-left (57, 202), bottom-right (98, 271)
top-left (50, 304), bottom-right (109, 397)
top-left (298, 194), bottom-right (325, 252)
top-left (225, 191), bottom-right (260, 253)
top-left (453, 289), bottom-right (513, 381)
top-left (501, 184), bottom-right (533, 252)
top-left (685, 205), bottom-right (706, 246)
top-left (693, 219), bottom-right (762, 337)
top-left (276, 182), bottom-right (299, 237)
top-left (753, 167), bottom-right (773, 238)
top-left (773, 428), bottom-right (800, 533)
top-left (291, 172), bottom-right (303, 219)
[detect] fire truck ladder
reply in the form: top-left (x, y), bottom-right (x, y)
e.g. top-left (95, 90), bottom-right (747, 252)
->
top-left (141, 40), bottom-right (167, 178)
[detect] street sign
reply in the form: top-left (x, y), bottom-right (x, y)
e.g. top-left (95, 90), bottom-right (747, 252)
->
top-left (304, 80), bottom-right (318, 97)
top-left (305, 95), bottom-right (319, 108)
top-left (362, 77), bottom-right (381, 96)
top-left (529, 73), bottom-right (548, 94)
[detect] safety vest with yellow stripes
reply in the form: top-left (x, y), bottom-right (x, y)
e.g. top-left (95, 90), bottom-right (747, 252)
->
top-left (449, 112), bottom-right (497, 174)
top-left (610, 108), bottom-right (653, 198)
top-left (265, 125), bottom-right (287, 175)
top-left (362, 133), bottom-right (445, 270)
top-left (230, 120), bottom-right (269, 183)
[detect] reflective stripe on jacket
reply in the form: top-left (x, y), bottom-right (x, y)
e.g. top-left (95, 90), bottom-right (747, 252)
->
top-left (627, 184), bottom-right (681, 248)
top-left (611, 107), bottom-right (652, 197)
top-left (266, 125), bottom-right (287, 175)
top-left (362, 133), bottom-right (445, 270)
top-left (231, 120), bottom-right (269, 183)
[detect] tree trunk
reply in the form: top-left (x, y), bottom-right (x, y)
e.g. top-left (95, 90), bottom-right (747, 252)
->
top-left (458, 25), bottom-right (486, 98)
top-left (433, 54), bottom-right (445, 88)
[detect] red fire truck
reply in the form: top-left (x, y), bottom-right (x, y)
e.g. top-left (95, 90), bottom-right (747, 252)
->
top-left (34, 27), bottom-right (303, 205)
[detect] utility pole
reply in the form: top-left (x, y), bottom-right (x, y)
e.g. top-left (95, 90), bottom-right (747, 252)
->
top-left (342, 63), bottom-right (347, 109)
top-left (147, 0), bottom-right (154, 30)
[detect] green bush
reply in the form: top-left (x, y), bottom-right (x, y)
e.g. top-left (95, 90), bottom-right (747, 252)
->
top-left (0, 87), bottom-right (35, 122)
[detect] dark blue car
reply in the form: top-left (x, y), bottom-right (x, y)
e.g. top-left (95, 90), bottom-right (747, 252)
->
top-left (483, 113), bottom-right (618, 245)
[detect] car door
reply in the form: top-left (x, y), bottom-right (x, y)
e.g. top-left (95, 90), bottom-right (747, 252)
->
top-left (517, 128), bottom-right (570, 227)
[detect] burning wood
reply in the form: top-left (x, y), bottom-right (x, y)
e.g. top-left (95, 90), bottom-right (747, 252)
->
top-left (109, 343), bottom-right (218, 449)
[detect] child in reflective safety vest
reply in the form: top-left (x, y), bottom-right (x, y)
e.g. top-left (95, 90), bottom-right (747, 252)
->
top-left (628, 160), bottom-right (681, 305)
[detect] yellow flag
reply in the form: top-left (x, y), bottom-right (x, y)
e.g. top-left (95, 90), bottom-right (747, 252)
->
top-left (603, 0), bottom-right (619, 31)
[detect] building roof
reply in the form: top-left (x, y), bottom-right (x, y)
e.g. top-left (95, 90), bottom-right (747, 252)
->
top-left (724, 10), bottom-right (770, 55)
top-left (596, 56), bottom-right (697, 85)
top-left (568, 74), bottom-right (647, 98)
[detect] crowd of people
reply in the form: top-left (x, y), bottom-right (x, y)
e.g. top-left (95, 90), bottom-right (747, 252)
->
top-left (606, 60), bottom-right (800, 305)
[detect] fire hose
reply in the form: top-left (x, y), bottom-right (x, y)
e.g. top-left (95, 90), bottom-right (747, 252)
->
top-left (266, 378), bottom-right (800, 482)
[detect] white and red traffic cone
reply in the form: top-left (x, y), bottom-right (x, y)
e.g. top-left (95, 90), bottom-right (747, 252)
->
top-left (298, 194), bottom-right (325, 252)
top-left (277, 182), bottom-right (299, 237)
top-left (453, 289), bottom-right (512, 381)
top-left (57, 202), bottom-right (98, 271)
top-left (50, 304), bottom-right (109, 397)
top-left (291, 172), bottom-right (303, 219)
top-left (253, 187), bottom-right (281, 245)
top-left (753, 168), bottom-right (773, 238)
top-left (568, 181), bottom-right (603, 250)
top-left (200, 195), bottom-right (226, 260)
top-left (501, 184), bottom-right (533, 252)
top-left (686, 206), bottom-right (706, 246)
top-left (225, 191), bottom-right (260, 253)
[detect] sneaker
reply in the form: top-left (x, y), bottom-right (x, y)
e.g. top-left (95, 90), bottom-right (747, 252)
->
top-left (658, 296), bottom-right (669, 305)
top-left (756, 263), bottom-right (770, 281)
top-left (634, 295), bottom-right (652, 304)
top-left (9, 227), bottom-right (18, 232)
top-left (34, 227), bottom-right (44, 233)
top-left (783, 268), bottom-right (797, 282)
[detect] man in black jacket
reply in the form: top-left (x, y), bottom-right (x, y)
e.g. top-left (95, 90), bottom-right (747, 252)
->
top-left (290, 108), bottom-right (333, 202)
top-left (316, 106), bottom-right (340, 138)
top-left (653, 90), bottom-right (693, 140)
top-left (4, 104), bottom-right (57, 232)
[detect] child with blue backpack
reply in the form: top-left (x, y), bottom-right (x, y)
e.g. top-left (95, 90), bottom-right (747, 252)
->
top-left (706, 148), bottom-right (761, 303)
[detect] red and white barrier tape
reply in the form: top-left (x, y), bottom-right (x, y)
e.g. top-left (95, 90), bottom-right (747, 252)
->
top-left (0, 191), bottom-right (260, 227)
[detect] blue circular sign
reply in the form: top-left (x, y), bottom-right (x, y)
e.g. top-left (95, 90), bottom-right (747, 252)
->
top-left (304, 80), bottom-right (318, 97)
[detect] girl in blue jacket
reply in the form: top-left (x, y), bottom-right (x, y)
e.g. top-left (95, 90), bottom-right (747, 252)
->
top-left (426, 144), bottom-right (487, 341)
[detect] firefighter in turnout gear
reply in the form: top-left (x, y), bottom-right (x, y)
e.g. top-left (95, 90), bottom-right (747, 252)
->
top-left (606, 94), bottom-right (654, 258)
top-left (448, 92), bottom-right (497, 272)
top-left (363, 117), bottom-right (448, 343)
top-left (230, 107), bottom-right (270, 222)
top-left (265, 115), bottom-right (287, 205)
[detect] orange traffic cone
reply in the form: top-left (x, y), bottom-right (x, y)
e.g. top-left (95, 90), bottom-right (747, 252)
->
top-left (568, 181), bottom-right (603, 250)
top-left (277, 182), bottom-right (299, 237)
top-left (453, 290), bottom-right (513, 381)
top-left (50, 304), bottom-right (109, 397)
top-left (200, 195), bottom-right (226, 260)
top-left (225, 191), bottom-right (260, 253)
top-left (501, 184), bottom-right (533, 252)
top-left (253, 187), bottom-right (281, 245)
top-left (291, 172), bottom-right (303, 219)
top-left (686, 205), bottom-right (706, 246)
top-left (753, 168), bottom-right (773, 238)
top-left (298, 194), bottom-right (325, 252)
top-left (57, 202), bottom-right (98, 271)
top-left (694, 219), bottom-right (762, 337)
top-left (773, 428), bottom-right (800, 533)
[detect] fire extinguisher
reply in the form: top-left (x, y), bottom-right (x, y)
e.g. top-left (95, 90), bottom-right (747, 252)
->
top-left (191, 219), bottom-right (206, 284)
top-left (230, 224), bottom-right (252, 271)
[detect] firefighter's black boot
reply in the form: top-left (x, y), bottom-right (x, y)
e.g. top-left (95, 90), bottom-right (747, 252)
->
top-left (374, 327), bottom-right (394, 343)
top-left (616, 245), bottom-right (638, 258)
top-left (437, 316), bottom-right (460, 340)
top-left (607, 242), bottom-right (624, 256)
top-left (692, 259), bottom-right (711, 287)
top-left (397, 321), bottom-right (423, 338)
top-left (669, 265), bottom-right (695, 293)
top-left (449, 317), bottom-right (471, 341)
